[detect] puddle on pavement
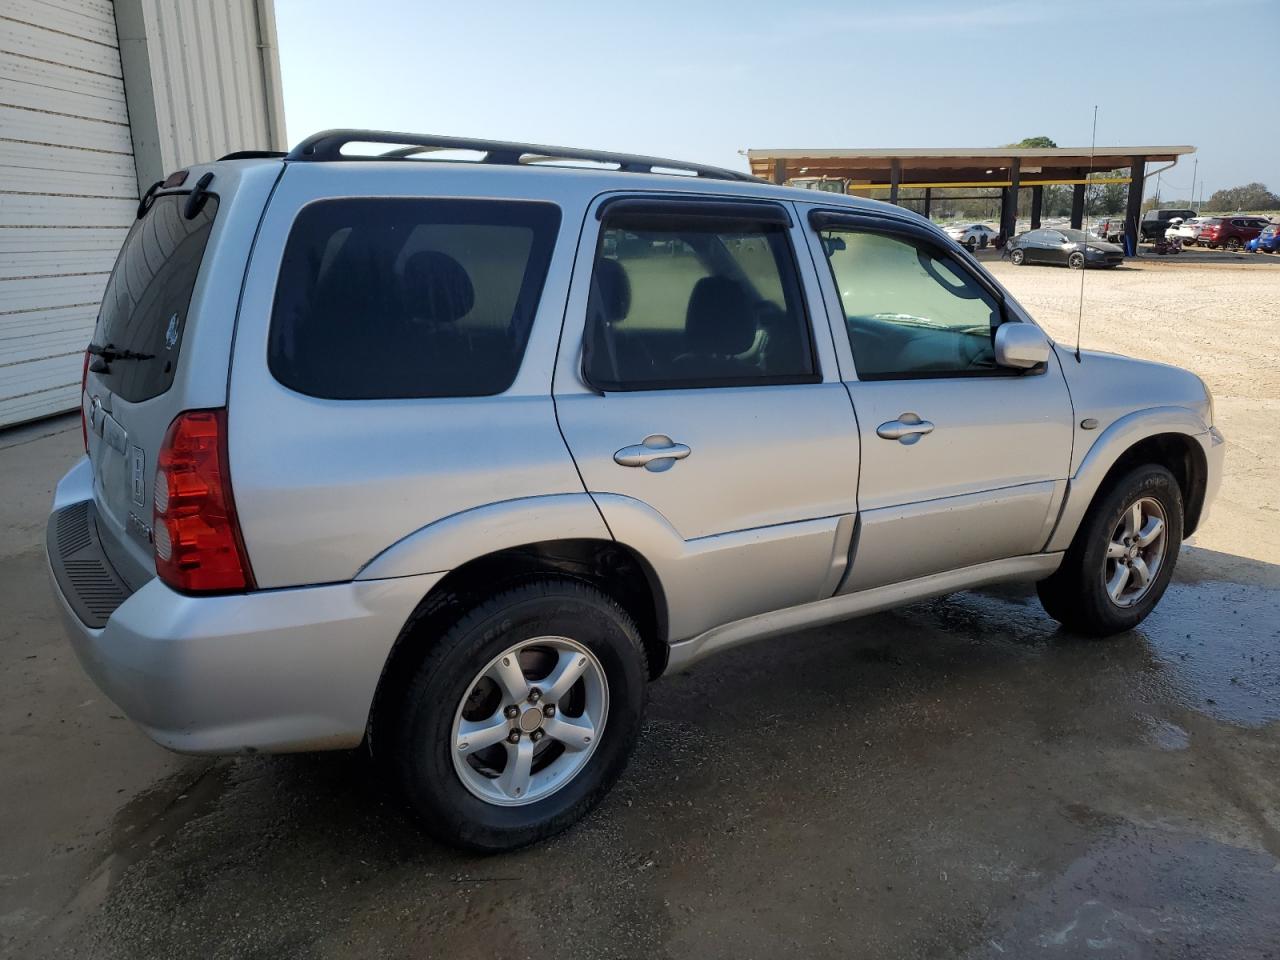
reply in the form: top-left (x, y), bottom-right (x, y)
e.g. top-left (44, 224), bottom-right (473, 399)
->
top-left (947, 577), bottom-right (1280, 728)
top-left (966, 828), bottom-right (1280, 957)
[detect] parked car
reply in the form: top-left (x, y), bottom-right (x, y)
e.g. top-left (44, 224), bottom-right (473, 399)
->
top-left (1141, 208), bottom-right (1197, 241)
top-left (48, 130), bottom-right (1224, 852)
top-left (945, 223), bottom-right (999, 250)
top-left (1165, 216), bottom-right (1206, 243)
top-left (1007, 228), bottom-right (1125, 268)
top-left (1197, 216), bottom-right (1270, 251)
top-left (1251, 222), bottom-right (1279, 253)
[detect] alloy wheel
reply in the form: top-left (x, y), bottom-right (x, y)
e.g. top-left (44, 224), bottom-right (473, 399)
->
top-left (1102, 497), bottom-right (1168, 608)
top-left (451, 637), bottom-right (608, 806)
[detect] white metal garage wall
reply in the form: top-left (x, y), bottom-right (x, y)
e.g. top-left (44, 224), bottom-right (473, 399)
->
top-left (0, 0), bottom-right (138, 428)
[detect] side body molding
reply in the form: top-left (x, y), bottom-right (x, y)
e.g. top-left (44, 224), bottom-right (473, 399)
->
top-left (355, 494), bottom-right (611, 581)
top-left (594, 494), bottom-right (850, 643)
top-left (1044, 405), bottom-right (1210, 553)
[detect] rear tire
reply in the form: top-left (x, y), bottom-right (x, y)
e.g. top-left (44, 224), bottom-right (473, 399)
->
top-left (1068, 251), bottom-right (1086, 269)
top-left (388, 577), bottom-right (648, 852)
top-left (1225, 237), bottom-right (1241, 251)
top-left (966, 237), bottom-right (978, 252)
top-left (1037, 464), bottom-right (1183, 636)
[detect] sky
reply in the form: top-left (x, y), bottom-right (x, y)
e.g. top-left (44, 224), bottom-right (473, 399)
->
top-left (274, 0), bottom-right (1278, 201)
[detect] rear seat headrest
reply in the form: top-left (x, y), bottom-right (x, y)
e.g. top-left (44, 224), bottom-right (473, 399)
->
top-left (592, 257), bottom-right (631, 322)
top-left (402, 250), bottom-right (475, 323)
top-left (685, 276), bottom-right (755, 356)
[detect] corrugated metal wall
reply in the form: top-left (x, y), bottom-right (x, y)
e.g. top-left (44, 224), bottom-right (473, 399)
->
top-left (130, 0), bottom-right (286, 179)
top-left (0, 0), bottom-right (285, 428)
top-left (0, 0), bottom-right (137, 427)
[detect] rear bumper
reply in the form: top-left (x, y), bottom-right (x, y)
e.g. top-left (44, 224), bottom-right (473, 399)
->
top-left (47, 465), bottom-right (444, 754)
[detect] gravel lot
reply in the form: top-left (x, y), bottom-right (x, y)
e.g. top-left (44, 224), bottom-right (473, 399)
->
top-left (1, 255), bottom-right (1277, 959)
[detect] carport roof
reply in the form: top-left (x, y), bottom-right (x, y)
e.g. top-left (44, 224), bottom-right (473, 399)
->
top-left (746, 145), bottom-right (1196, 186)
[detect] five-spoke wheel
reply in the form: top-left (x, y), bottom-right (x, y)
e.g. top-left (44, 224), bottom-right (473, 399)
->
top-left (1037, 464), bottom-right (1183, 636)
top-left (384, 577), bottom-right (647, 851)
top-left (1102, 497), bottom-right (1167, 607)
top-left (452, 638), bottom-right (608, 806)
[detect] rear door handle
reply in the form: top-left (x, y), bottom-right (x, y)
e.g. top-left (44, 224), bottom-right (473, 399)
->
top-left (614, 435), bottom-right (691, 472)
top-left (876, 413), bottom-right (934, 445)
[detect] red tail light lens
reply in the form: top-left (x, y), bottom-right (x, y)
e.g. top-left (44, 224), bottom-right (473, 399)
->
top-left (153, 409), bottom-right (255, 593)
top-left (80, 350), bottom-right (90, 452)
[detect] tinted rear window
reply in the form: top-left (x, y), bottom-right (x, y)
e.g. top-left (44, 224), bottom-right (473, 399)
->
top-left (93, 194), bottom-right (218, 402)
top-left (268, 198), bottom-right (561, 399)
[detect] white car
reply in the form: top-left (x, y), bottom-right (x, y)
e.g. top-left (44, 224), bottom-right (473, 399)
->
top-left (946, 223), bottom-right (999, 250)
top-left (1166, 217), bottom-right (1205, 242)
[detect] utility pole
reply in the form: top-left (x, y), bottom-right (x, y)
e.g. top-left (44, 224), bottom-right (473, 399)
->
top-left (1189, 157), bottom-right (1198, 212)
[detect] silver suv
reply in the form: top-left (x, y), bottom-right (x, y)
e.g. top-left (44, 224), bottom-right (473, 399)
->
top-left (48, 130), bottom-right (1224, 851)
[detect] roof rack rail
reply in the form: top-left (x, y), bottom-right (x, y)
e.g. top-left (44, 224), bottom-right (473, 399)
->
top-left (285, 129), bottom-right (761, 183)
top-left (218, 150), bottom-right (288, 161)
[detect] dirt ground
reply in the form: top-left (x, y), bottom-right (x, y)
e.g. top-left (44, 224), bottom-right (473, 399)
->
top-left (1, 256), bottom-right (1277, 959)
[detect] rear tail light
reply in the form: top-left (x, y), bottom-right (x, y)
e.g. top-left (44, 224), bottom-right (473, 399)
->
top-left (80, 349), bottom-right (90, 452)
top-left (153, 409), bottom-right (255, 593)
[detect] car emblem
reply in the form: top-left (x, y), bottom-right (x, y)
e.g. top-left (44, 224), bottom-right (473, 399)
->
top-left (165, 313), bottom-right (179, 349)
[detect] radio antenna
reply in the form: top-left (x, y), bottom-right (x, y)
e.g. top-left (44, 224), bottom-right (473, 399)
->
top-left (1075, 104), bottom-right (1098, 363)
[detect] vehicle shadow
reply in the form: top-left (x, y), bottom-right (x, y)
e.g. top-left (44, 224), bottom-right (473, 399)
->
top-left (63, 543), bottom-right (1280, 960)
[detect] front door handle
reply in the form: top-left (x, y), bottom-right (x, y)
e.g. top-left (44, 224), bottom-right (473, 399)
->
top-left (614, 435), bottom-right (691, 472)
top-left (876, 412), bottom-right (934, 445)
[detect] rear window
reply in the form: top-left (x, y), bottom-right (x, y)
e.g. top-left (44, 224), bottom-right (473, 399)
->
top-left (268, 198), bottom-right (561, 399)
top-left (93, 193), bottom-right (219, 403)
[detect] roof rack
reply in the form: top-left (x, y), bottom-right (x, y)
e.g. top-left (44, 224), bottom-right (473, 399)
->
top-left (285, 129), bottom-right (761, 183)
top-left (218, 150), bottom-right (288, 161)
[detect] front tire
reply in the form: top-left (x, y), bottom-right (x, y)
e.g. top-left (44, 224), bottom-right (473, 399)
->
top-left (1010, 248), bottom-right (1025, 265)
top-left (1037, 464), bottom-right (1183, 636)
top-left (389, 577), bottom-right (648, 851)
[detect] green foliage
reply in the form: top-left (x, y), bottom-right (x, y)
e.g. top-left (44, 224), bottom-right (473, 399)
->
top-left (1205, 182), bottom-right (1280, 212)
top-left (1007, 136), bottom-right (1058, 148)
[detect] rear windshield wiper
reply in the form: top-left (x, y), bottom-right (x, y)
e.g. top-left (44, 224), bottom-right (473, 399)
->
top-left (88, 342), bottom-right (154, 363)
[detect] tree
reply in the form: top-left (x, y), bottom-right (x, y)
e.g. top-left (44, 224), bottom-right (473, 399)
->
top-left (1204, 182), bottom-right (1280, 212)
top-left (1008, 136), bottom-right (1058, 148)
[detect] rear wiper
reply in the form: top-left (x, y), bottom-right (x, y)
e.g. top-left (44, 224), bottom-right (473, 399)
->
top-left (88, 342), bottom-right (154, 362)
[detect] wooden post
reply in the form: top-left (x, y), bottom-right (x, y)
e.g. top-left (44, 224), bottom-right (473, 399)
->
top-left (923, 187), bottom-right (932, 219)
top-left (770, 159), bottom-right (787, 185)
top-left (1030, 185), bottom-right (1043, 230)
top-left (889, 159), bottom-right (901, 204)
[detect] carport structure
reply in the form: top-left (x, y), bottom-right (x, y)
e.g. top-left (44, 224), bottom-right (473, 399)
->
top-left (745, 145), bottom-right (1196, 254)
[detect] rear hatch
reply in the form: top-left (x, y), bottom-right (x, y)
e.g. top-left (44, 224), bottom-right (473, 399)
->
top-left (83, 161), bottom-right (281, 589)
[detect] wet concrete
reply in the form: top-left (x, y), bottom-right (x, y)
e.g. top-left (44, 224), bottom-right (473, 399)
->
top-left (3, 410), bottom-right (1279, 957)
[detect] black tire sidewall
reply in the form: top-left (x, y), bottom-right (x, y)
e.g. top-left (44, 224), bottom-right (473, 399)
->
top-left (1011, 249), bottom-right (1024, 264)
top-left (1069, 252), bottom-right (1085, 269)
top-left (395, 580), bottom-right (647, 851)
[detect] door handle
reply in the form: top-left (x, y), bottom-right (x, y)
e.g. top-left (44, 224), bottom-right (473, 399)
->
top-left (876, 412), bottom-right (934, 445)
top-left (614, 435), bottom-right (691, 472)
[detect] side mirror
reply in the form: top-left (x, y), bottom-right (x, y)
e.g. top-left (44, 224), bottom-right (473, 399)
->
top-left (994, 323), bottom-right (1050, 370)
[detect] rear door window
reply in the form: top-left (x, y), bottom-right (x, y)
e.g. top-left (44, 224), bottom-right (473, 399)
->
top-left (583, 204), bottom-right (817, 391)
top-left (269, 198), bottom-right (561, 399)
top-left (93, 194), bottom-right (218, 402)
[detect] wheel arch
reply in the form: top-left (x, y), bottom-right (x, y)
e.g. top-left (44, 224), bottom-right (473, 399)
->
top-left (366, 536), bottom-right (669, 755)
top-left (1047, 411), bottom-right (1210, 553)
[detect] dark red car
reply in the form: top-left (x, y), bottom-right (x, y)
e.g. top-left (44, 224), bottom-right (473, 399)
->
top-left (1197, 216), bottom-right (1271, 251)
